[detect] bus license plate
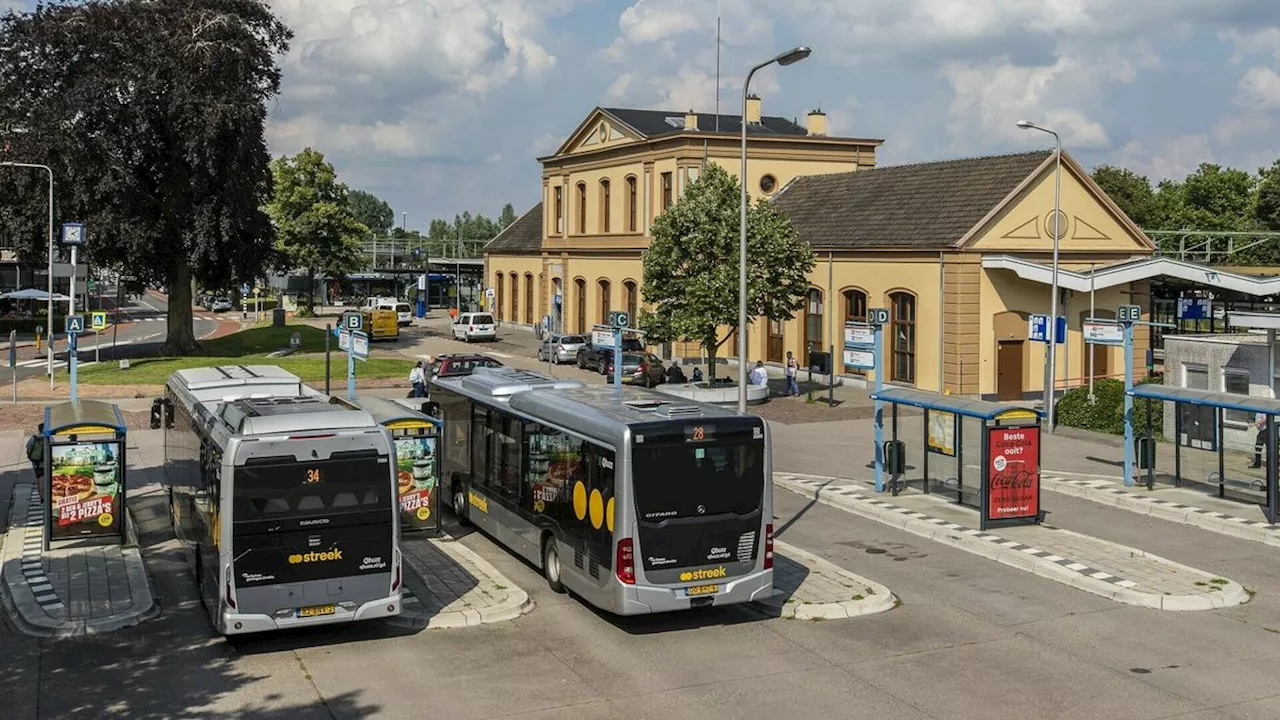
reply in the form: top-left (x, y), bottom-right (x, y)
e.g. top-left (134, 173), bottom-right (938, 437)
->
top-left (685, 584), bottom-right (719, 597)
top-left (298, 604), bottom-right (336, 618)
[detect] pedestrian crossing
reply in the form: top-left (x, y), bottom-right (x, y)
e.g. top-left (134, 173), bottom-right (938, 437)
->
top-left (16, 358), bottom-right (98, 369)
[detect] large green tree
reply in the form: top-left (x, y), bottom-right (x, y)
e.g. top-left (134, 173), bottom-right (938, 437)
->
top-left (498, 202), bottom-right (518, 230)
top-left (1092, 165), bottom-right (1159, 228)
top-left (349, 189), bottom-right (395, 236)
top-left (640, 163), bottom-right (814, 379)
top-left (0, 0), bottom-right (290, 353)
top-left (1256, 159), bottom-right (1280, 232)
top-left (266, 148), bottom-right (366, 314)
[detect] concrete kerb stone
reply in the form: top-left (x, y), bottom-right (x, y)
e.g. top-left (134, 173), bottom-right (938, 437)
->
top-left (1041, 475), bottom-right (1280, 550)
top-left (772, 540), bottom-right (896, 620)
top-left (388, 539), bottom-right (533, 632)
top-left (775, 473), bottom-right (1249, 612)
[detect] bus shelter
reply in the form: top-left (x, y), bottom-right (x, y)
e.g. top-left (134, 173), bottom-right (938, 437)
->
top-left (870, 387), bottom-right (1044, 531)
top-left (1127, 384), bottom-right (1278, 524)
top-left (332, 395), bottom-right (443, 533)
top-left (41, 400), bottom-right (129, 550)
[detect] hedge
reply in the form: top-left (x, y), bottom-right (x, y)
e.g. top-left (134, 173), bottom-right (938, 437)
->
top-left (1055, 377), bottom-right (1164, 438)
top-left (0, 316), bottom-right (70, 334)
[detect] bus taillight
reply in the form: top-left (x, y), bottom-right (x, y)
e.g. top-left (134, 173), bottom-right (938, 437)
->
top-left (616, 538), bottom-right (636, 585)
top-left (764, 524), bottom-right (774, 570)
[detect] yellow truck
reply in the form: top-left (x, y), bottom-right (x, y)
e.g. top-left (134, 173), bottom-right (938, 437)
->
top-left (362, 308), bottom-right (400, 341)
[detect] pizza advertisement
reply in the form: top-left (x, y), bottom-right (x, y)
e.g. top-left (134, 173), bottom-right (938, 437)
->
top-left (49, 441), bottom-right (122, 540)
top-left (395, 435), bottom-right (438, 531)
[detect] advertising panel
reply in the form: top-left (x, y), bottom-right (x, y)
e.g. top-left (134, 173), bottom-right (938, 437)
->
top-left (49, 441), bottom-right (122, 540)
top-left (986, 425), bottom-right (1040, 522)
top-left (1083, 322), bottom-right (1124, 345)
top-left (395, 435), bottom-right (438, 531)
top-left (928, 411), bottom-right (956, 456)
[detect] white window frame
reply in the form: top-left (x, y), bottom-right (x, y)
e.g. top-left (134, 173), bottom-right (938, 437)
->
top-left (1221, 367), bottom-right (1253, 428)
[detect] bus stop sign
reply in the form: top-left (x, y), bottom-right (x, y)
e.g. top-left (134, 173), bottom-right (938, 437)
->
top-left (1118, 305), bottom-right (1142, 324)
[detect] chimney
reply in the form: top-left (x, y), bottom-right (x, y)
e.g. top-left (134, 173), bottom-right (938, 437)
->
top-left (806, 109), bottom-right (827, 136)
top-left (684, 109), bottom-right (698, 131)
top-left (744, 94), bottom-right (761, 125)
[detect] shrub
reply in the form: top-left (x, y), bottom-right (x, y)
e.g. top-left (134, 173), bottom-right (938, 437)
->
top-left (1055, 377), bottom-right (1164, 438)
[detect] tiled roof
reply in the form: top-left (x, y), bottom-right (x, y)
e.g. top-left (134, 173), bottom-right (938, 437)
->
top-left (771, 151), bottom-right (1053, 249)
top-left (601, 107), bottom-right (810, 138)
top-left (484, 202), bottom-right (542, 254)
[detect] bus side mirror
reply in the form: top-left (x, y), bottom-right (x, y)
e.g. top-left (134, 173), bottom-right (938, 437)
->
top-left (150, 399), bottom-right (163, 429)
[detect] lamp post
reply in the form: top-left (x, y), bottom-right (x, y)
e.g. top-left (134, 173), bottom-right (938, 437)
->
top-left (738, 45), bottom-right (811, 413)
top-left (1016, 120), bottom-right (1062, 432)
top-left (0, 161), bottom-right (55, 388)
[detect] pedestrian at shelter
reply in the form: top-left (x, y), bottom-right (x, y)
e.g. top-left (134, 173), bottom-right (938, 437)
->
top-left (409, 361), bottom-right (428, 398)
top-left (784, 351), bottom-right (800, 396)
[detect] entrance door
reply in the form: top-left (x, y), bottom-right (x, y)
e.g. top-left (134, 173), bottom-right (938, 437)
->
top-left (997, 341), bottom-right (1023, 401)
top-left (1090, 344), bottom-right (1108, 381)
top-left (768, 319), bottom-right (784, 363)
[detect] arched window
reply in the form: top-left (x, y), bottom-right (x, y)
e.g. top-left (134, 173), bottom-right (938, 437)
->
top-left (574, 277), bottom-right (587, 333)
top-left (509, 272), bottom-right (518, 323)
top-left (625, 176), bottom-right (638, 232)
top-left (803, 288), bottom-right (824, 361)
top-left (494, 273), bottom-right (505, 322)
top-left (624, 280), bottom-right (638, 325)
top-left (576, 182), bottom-right (587, 234)
top-left (598, 278), bottom-right (611, 325)
top-left (600, 179), bottom-right (611, 233)
top-left (524, 273), bottom-right (534, 325)
top-left (843, 288), bottom-right (867, 323)
top-left (889, 291), bottom-right (916, 384)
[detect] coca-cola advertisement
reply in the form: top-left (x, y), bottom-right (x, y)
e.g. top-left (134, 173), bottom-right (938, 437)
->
top-left (986, 426), bottom-right (1040, 522)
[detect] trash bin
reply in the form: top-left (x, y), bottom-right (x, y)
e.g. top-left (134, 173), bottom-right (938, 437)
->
top-left (1135, 436), bottom-right (1156, 469)
top-left (271, 307), bottom-right (286, 327)
top-left (808, 350), bottom-right (831, 375)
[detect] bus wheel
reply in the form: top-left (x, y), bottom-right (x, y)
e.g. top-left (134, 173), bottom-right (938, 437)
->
top-left (542, 537), bottom-right (566, 594)
top-left (452, 483), bottom-right (472, 526)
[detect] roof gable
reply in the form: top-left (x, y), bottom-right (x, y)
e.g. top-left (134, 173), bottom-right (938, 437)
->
top-left (771, 151), bottom-right (1052, 249)
top-left (485, 203), bottom-right (542, 254)
top-left (554, 108), bottom-right (644, 157)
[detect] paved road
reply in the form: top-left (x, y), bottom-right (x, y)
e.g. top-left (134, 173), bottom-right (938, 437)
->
top-left (4, 426), bottom-right (1280, 719)
top-left (11, 289), bottom-right (221, 380)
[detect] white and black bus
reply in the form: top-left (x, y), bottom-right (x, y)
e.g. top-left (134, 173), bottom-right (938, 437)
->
top-left (159, 365), bottom-right (402, 635)
top-left (430, 367), bottom-right (773, 614)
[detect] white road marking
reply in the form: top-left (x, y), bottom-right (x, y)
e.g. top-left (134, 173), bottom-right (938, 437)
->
top-left (488, 351), bottom-right (513, 358)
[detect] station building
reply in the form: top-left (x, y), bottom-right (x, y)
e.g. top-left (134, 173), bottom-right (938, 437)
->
top-left (485, 101), bottom-right (1160, 400)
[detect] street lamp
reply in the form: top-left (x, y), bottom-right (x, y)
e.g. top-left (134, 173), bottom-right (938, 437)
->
top-left (0, 161), bottom-right (55, 388)
top-left (738, 45), bottom-right (812, 413)
top-left (1016, 120), bottom-right (1062, 432)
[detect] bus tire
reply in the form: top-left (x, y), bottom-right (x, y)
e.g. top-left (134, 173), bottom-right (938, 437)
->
top-left (542, 536), bottom-right (566, 594)
top-left (452, 482), bottom-right (472, 526)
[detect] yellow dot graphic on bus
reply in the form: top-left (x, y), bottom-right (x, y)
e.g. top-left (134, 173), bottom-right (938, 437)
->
top-left (680, 572), bottom-right (693, 582)
top-left (605, 497), bottom-right (615, 533)
top-left (416, 507), bottom-right (431, 521)
top-left (288, 554), bottom-right (303, 564)
top-left (589, 489), bottom-right (604, 530)
top-left (572, 481), bottom-right (587, 521)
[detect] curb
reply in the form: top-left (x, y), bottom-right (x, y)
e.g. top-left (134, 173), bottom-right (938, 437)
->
top-left (1042, 475), bottom-right (1280, 550)
top-left (387, 540), bottom-right (533, 632)
top-left (776, 473), bottom-right (1250, 612)
top-left (772, 540), bottom-right (896, 620)
top-left (0, 484), bottom-right (159, 638)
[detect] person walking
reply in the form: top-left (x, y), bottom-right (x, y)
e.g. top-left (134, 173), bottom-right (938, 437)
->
top-left (409, 361), bottom-right (427, 399)
top-left (26, 424), bottom-right (45, 501)
top-left (1250, 413), bottom-right (1271, 469)
top-left (784, 351), bottom-right (800, 397)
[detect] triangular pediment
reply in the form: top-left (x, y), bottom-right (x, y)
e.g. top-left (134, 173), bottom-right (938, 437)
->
top-left (1000, 216), bottom-right (1041, 240)
top-left (550, 108), bottom-right (643, 158)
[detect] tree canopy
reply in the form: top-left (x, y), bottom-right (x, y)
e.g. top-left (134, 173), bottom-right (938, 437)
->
top-left (349, 189), bottom-right (395, 236)
top-left (641, 163), bottom-right (814, 378)
top-left (0, 0), bottom-right (290, 353)
top-left (266, 148), bottom-right (366, 314)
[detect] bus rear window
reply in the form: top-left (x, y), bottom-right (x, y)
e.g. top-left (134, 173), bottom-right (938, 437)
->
top-left (232, 455), bottom-right (391, 531)
top-left (631, 440), bottom-right (764, 520)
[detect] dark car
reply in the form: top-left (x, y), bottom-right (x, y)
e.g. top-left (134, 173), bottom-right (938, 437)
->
top-left (576, 337), bottom-right (644, 373)
top-left (603, 352), bottom-right (666, 387)
top-left (429, 353), bottom-right (504, 381)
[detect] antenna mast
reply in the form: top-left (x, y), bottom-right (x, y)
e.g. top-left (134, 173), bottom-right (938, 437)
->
top-left (714, 2), bottom-right (721, 132)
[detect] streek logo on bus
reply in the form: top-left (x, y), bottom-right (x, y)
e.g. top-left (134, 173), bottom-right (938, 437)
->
top-left (288, 550), bottom-right (343, 564)
top-left (679, 566), bottom-right (727, 582)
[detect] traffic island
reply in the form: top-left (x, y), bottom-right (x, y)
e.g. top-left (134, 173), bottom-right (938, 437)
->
top-left (776, 472), bottom-right (1251, 611)
top-left (0, 482), bottom-right (158, 637)
top-left (391, 536), bottom-right (533, 631)
top-left (764, 541), bottom-right (897, 620)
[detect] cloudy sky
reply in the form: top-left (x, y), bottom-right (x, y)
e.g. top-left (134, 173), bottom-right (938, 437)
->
top-left (15, 0), bottom-right (1280, 228)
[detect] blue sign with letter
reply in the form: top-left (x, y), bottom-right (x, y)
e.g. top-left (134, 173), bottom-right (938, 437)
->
top-left (1177, 297), bottom-right (1210, 320)
top-left (65, 315), bottom-right (85, 333)
top-left (1028, 314), bottom-right (1066, 344)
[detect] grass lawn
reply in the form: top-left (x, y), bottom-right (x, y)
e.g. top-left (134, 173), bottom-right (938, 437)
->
top-left (79, 322), bottom-right (413, 385)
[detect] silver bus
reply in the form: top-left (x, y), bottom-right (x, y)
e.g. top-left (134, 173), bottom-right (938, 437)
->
top-left (160, 365), bottom-right (402, 635)
top-left (430, 367), bottom-right (773, 614)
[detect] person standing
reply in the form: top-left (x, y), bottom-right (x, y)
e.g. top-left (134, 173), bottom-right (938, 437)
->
top-left (1250, 413), bottom-right (1271, 469)
top-left (409, 361), bottom-right (427, 398)
top-left (784, 351), bottom-right (800, 397)
top-left (26, 424), bottom-right (45, 501)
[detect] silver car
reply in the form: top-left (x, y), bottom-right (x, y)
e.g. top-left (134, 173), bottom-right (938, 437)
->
top-left (537, 334), bottom-right (586, 363)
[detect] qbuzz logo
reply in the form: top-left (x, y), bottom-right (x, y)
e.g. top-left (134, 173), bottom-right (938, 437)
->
top-left (288, 549), bottom-right (343, 564)
top-left (679, 566), bottom-right (727, 582)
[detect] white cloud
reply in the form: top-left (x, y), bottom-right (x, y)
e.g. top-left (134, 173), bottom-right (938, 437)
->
top-left (1213, 112), bottom-right (1279, 144)
top-left (1118, 135), bottom-right (1216, 181)
top-left (1221, 27), bottom-right (1280, 63)
top-left (1237, 65), bottom-right (1280, 109)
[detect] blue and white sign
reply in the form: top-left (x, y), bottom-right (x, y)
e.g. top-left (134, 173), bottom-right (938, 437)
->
top-left (1177, 297), bottom-right (1210, 320)
top-left (1083, 322), bottom-right (1124, 345)
top-left (844, 324), bottom-right (874, 348)
top-left (60, 222), bottom-right (85, 247)
top-left (65, 315), bottom-right (85, 334)
top-left (352, 331), bottom-right (369, 361)
top-left (1028, 314), bottom-right (1066, 344)
top-left (343, 311), bottom-right (363, 331)
top-left (1118, 305), bottom-right (1142, 323)
top-left (844, 348), bottom-right (876, 369)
